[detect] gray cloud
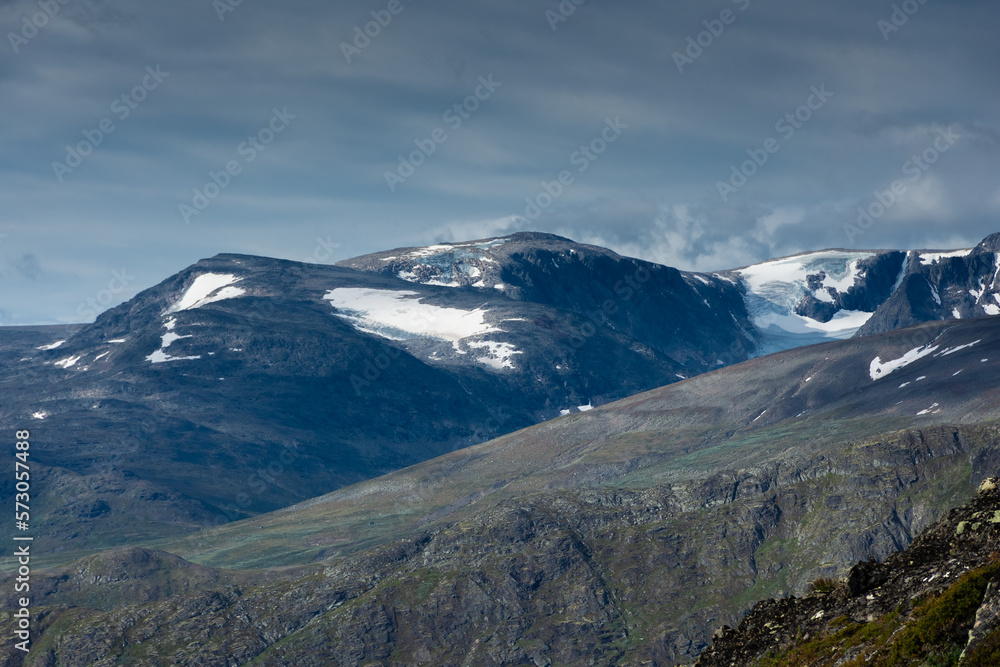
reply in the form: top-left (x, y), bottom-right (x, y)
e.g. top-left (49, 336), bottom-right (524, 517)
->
top-left (0, 0), bottom-right (998, 322)
top-left (10, 252), bottom-right (42, 280)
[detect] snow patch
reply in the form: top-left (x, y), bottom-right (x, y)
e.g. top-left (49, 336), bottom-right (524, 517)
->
top-left (324, 288), bottom-right (501, 349)
top-left (916, 403), bottom-right (940, 416)
top-left (166, 273), bottom-right (245, 313)
top-left (54, 355), bottom-right (83, 369)
top-left (688, 273), bottom-right (711, 286)
top-left (146, 317), bottom-right (201, 364)
top-left (31, 411), bottom-right (47, 420)
top-left (935, 340), bottom-right (981, 357)
top-left (869, 344), bottom-right (940, 381)
top-left (36, 340), bottom-right (65, 350)
top-left (919, 249), bottom-right (973, 265)
top-left (94, 351), bottom-right (110, 361)
top-left (929, 283), bottom-right (941, 306)
top-left (578, 403), bottom-right (593, 412)
top-left (559, 409), bottom-right (572, 416)
top-left (108, 338), bottom-right (127, 344)
top-left (985, 304), bottom-right (1000, 316)
top-left (466, 340), bottom-right (523, 370)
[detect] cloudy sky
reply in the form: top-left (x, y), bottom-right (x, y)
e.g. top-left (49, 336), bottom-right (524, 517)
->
top-left (1, 0), bottom-right (998, 324)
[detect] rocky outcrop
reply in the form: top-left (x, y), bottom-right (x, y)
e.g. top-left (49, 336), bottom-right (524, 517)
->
top-left (693, 478), bottom-right (1000, 666)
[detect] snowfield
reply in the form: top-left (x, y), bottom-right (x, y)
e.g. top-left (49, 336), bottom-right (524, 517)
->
top-left (166, 273), bottom-right (245, 313)
top-left (324, 288), bottom-right (500, 346)
top-left (324, 287), bottom-right (524, 370)
top-left (919, 249), bottom-right (973, 265)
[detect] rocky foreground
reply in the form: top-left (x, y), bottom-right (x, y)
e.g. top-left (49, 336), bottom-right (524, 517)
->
top-left (693, 478), bottom-right (1000, 667)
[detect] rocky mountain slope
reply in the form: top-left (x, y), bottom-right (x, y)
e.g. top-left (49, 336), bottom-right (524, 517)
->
top-left (3, 315), bottom-right (999, 665)
top-left (694, 478), bottom-right (1000, 667)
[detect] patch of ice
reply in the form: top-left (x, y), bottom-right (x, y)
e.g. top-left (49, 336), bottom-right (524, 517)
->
top-left (919, 249), bottom-right (973, 265)
top-left (324, 288), bottom-right (501, 349)
top-left (54, 355), bottom-right (83, 369)
top-left (36, 340), bottom-right (65, 350)
top-left (869, 344), bottom-right (940, 381)
top-left (166, 273), bottom-right (245, 313)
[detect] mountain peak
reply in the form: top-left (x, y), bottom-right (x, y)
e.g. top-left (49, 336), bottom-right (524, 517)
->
top-left (975, 232), bottom-right (1000, 253)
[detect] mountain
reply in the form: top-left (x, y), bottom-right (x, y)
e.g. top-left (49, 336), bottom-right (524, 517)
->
top-left (694, 478), bottom-right (1000, 667)
top-left (716, 233), bottom-right (1000, 353)
top-left (2, 231), bottom-right (997, 565)
top-left (4, 315), bottom-right (998, 665)
top-left (0, 234), bottom-right (758, 561)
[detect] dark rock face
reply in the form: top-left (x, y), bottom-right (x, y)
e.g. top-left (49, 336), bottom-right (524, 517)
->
top-left (858, 239), bottom-right (1000, 336)
top-left (694, 479), bottom-right (1000, 667)
top-left (794, 252), bottom-right (908, 323)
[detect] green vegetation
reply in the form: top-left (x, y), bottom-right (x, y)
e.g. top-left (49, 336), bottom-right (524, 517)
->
top-left (756, 562), bottom-right (1000, 667)
top-left (807, 577), bottom-right (839, 593)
